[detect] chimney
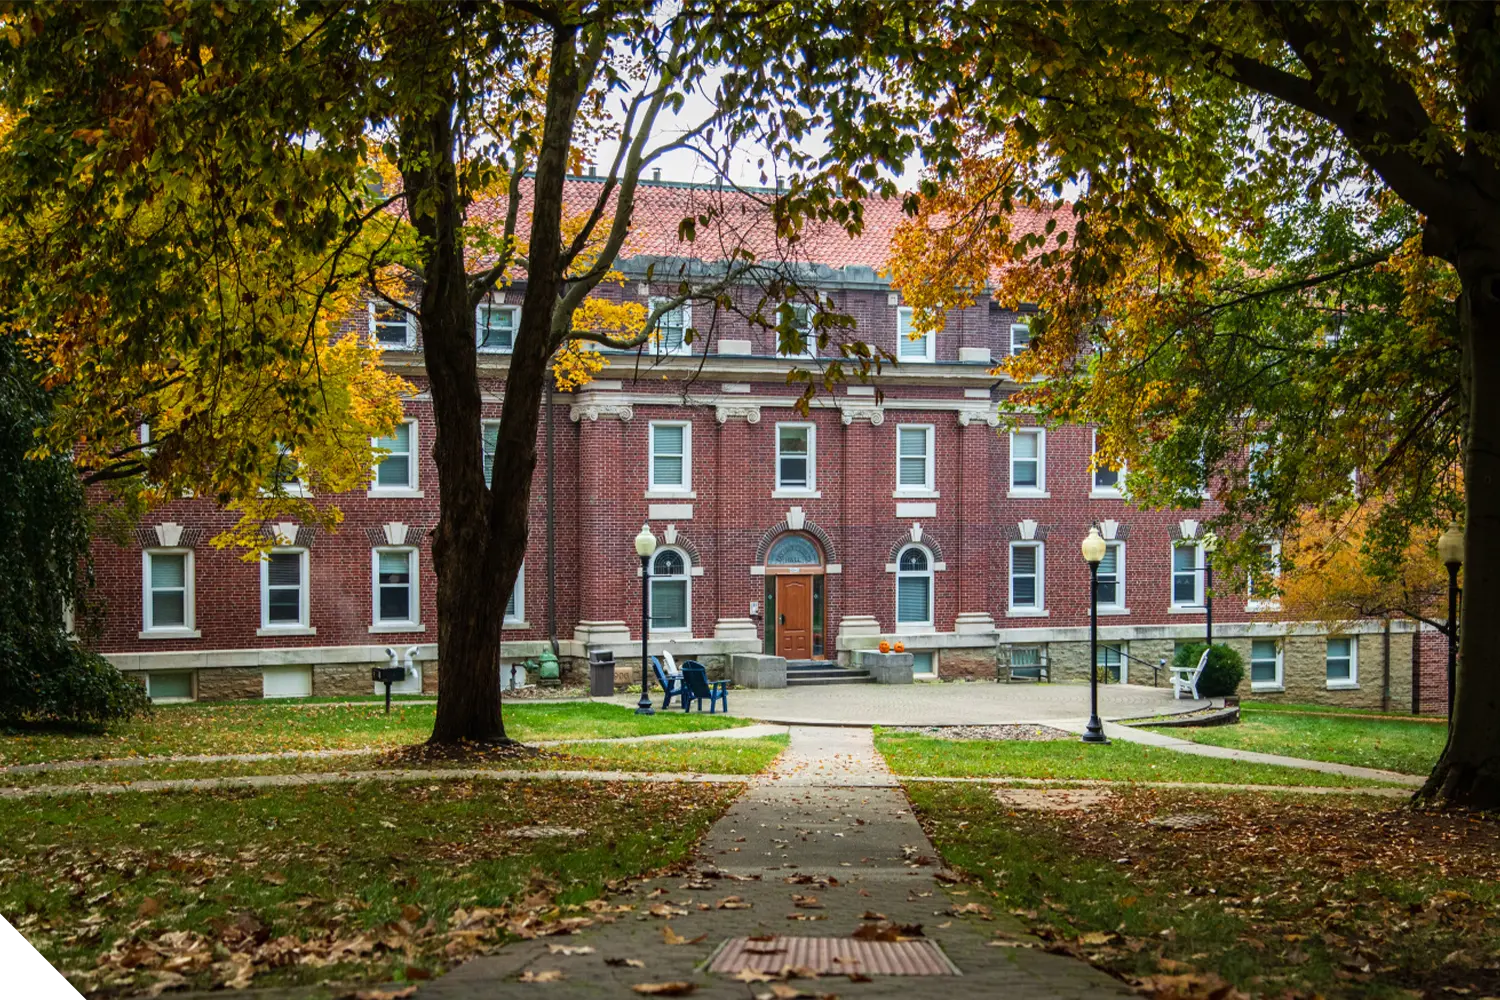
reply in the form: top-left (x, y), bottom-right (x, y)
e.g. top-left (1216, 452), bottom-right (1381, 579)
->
top-left (588, 162), bottom-right (596, 177)
top-left (652, 167), bottom-right (661, 182)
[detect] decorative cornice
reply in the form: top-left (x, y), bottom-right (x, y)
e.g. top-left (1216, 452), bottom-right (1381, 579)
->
top-left (714, 403), bottom-right (762, 424)
top-left (957, 409), bottom-right (1000, 427)
top-left (365, 523), bottom-right (428, 548)
top-left (1006, 520), bottom-right (1054, 542)
top-left (753, 517), bottom-right (838, 566)
top-left (570, 402), bottom-right (634, 422)
top-left (261, 522), bottom-right (317, 548)
top-left (887, 525), bottom-right (945, 562)
top-left (840, 406), bottom-right (885, 426)
top-left (136, 522), bottom-right (205, 550)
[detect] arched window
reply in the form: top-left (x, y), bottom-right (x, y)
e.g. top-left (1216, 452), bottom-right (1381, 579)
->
top-left (767, 533), bottom-right (822, 566)
top-left (895, 544), bottom-right (933, 628)
top-left (650, 548), bottom-right (690, 632)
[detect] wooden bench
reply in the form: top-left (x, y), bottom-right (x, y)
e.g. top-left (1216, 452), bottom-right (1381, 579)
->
top-left (680, 662), bottom-right (728, 714)
top-left (1171, 649), bottom-right (1211, 700)
top-left (1004, 646), bottom-right (1050, 683)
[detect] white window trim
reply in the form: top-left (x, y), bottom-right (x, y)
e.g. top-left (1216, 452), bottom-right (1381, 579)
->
top-left (369, 419), bottom-right (423, 497)
top-left (894, 543), bottom-right (935, 631)
top-left (896, 306), bottom-right (935, 363)
top-left (370, 547), bottom-right (422, 632)
top-left (263, 442), bottom-right (311, 499)
top-left (894, 424), bottom-right (936, 496)
top-left (1089, 429), bottom-right (1126, 498)
top-left (140, 549), bottom-right (200, 639)
top-left (1008, 428), bottom-right (1049, 497)
top-left (144, 669), bottom-right (196, 704)
top-left (1326, 636), bottom-right (1360, 689)
top-left (1008, 541), bottom-right (1047, 617)
top-left (775, 422), bottom-right (817, 493)
top-left (476, 302), bottom-right (521, 353)
top-left (368, 299), bottom-right (416, 349)
top-left (1096, 541), bottom-right (1128, 614)
top-left (1009, 322), bottom-right (1031, 356)
top-left (1170, 541), bottom-right (1205, 610)
top-left (258, 547), bottom-right (315, 636)
top-left (1250, 639), bottom-right (1284, 692)
top-left (649, 547), bottom-right (692, 633)
top-left (648, 420), bottom-right (693, 493)
top-left (1245, 541), bottom-right (1283, 612)
top-left (779, 303), bottom-right (818, 359)
top-left (504, 562), bottom-right (527, 628)
top-left (648, 297), bottom-right (693, 356)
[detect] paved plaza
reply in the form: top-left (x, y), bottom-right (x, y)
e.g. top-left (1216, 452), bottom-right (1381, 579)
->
top-left (606, 678), bottom-right (1207, 726)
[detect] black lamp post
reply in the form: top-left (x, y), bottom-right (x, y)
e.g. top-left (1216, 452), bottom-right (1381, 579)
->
top-left (1080, 526), bottom-right (1109, 744)
top-left (1201, 531), bottom-right (1217, 647)
top-left (1437, 522), bottom-right (1464, 719)
top-left (634, 524), bottom-right (657, 715)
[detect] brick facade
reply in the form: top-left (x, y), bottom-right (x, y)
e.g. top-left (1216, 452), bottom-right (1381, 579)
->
top-left (86, 178), bottom-right (1438, 710)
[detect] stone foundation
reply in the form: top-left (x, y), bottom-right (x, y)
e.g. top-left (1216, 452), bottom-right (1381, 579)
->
top-left (193, 666), bottom-right (263, 701)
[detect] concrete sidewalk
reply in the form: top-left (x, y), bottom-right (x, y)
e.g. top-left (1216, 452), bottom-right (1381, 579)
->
top-left (414, 727), bottom-right (1135, 999)
top-left (1051, 720), bottom-right (1427, 786)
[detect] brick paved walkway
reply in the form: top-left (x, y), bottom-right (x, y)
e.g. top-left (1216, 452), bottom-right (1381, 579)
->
top-left (412, 726), bottom-right (1137, 1000)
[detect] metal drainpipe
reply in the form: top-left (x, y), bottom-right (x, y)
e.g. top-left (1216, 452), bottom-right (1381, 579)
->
top-left (1381, 618), bottom-right (1391, 712)
top-left (546, 374), bottom-right (559, 657)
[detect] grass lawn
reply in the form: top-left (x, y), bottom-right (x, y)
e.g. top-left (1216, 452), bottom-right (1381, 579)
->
top-left (0, 701), bottom-right (755, 766)
top-left (0, 735), bottom-right (788, 788)
top-left (4, 778), bottom-right (740, 997)
top-left (1144, 703), bottom-right (1447, 776)
top-left (907, 783), bottom-right (1500, 999)
top-left (873, 731), bottom-right (1397, 787)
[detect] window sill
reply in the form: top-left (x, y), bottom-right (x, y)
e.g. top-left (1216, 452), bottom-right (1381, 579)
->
top-left (773, 488), bottom-right (822, 499)
top-left (477, 347), bottom-right (514, 355)
top-left (502, 620), bottom-right (530, 631)
top-left (645, 490), bottom-right (697, 499)
top-left (1168, 605), bottom-right (1206, 615)
top-left (1007, 489), bottom-right (1050, 499)
top-left (369, 623), bottom-right (426, 634)
top-left (891, 490), bottom-right (940, 499)
top-left (1006, 609), bottom-right (1049, 618)
top-left (896, 356), bottom-right (935, 364)
top-left (256, 625), bottom-right (317, 637)
top-left (1245, 601), bottom-right (1282, 612)
top-left (1098, 607), bottom-right (1131, 616)
top-left (1088, 490), bottom-right (1125, 500)
top-left (138, 628), bottom-right (202, 641)
top-left (1251, 684), bottom-right (1285, 693)
top-left (1326, 681), bottom-right (1360, 691)
top-left (368, 488), bottom-right (425, 499)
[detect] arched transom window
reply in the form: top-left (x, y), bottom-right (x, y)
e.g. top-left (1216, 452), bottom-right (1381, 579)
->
top-left (895, 544), bottom-right (933, 627)
top-left (767, 534), bottom-right (822, 567)
top-left (650, 548), bottom-right (690, 632)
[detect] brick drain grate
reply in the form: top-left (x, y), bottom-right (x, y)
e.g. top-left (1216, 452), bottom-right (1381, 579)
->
top-left (708, 936), bottom-right (960, 977)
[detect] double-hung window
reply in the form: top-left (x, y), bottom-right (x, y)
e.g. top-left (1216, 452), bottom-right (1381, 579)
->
top-left (142, 550), bottom-right (195, 636)
top-left (505, 563), bottom-right (526, 624)
top-left (776, 424), bottom-right (815, 491)
top-left (1010, 322), bottom-right (1031, 356)
top-left (261, 549), bottom-right (310, 632)
top-left (476, 303), bottom-right (519, 352)
top-left (895, 545), bottom-right (933, 628)
top-left (371, 420), bottom-right (417, 494)
top-left (481, 421), bottom-right (500, 486)
top-left (896, 307), bottom-right (934, 362)
top-left (1171, 542), bottom-right (1204, 607)
top-left (779, 303), bottom-right (817, 358)
top-left (649, 422), bottom-right (691, 492)
top-left (372, 548), bottom-right (419, 628)
top-left (1250, 639), bottom-right (1283, 690)
top-left (1010, 429), bottom-right (1045, 493)
top-left (650, 549), bottom-right (690, 631)
top-left (268, 442), bottom-right (308, 495)
top-left (1246, 541), bottom-right (1282, 610)
top-left (1326, 637), bottom-right (1358, 687)
top-left (1090, 429), bottom-right (1124, 495)
top-left (1096, 542), bottom-right (1124, 611)
top-left (369, 301), bottom-right (415, 348)
top-left (896, 425), bottom-right (934, 493)
top-left (648, 298), bottom-right (691, 356)
top-left (1096, 643), bottom-right (1124, 682)
top-left (1010, 542), bottom-right (1044, 612)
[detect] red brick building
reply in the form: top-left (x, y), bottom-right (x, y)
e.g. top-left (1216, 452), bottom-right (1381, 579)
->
top-left (89, 177), bottom-right (1433, 710)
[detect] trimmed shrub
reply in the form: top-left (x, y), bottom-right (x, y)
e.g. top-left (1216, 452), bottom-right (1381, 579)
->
top-left (1172, 642), bottom-right (1245, 698)
top-left (0, 638), bottom-right (150, 727)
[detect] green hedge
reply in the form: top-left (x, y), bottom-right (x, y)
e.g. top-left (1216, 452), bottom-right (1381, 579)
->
top-left (1172, 642), bottom-right (1245, 698)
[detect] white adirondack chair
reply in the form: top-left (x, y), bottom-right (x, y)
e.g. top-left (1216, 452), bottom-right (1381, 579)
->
top-left (661, 649), bottom-right (683, 679)
top-left (1171, 648), bottom-right (1211, 700)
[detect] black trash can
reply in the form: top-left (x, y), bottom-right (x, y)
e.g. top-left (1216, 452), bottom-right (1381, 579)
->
top-left (588, 648), bottom-right (616, 697)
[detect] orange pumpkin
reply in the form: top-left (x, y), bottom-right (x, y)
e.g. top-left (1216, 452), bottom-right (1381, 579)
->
top-left (893, 641), bottom-right (906, 653)
top-left (878, 641), bottom-right (891, 653)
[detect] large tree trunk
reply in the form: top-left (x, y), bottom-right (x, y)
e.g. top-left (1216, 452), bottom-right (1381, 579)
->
top-left (1418, 259), bottom-right (1500, 806)
top-left (415, 22), bottom-right (583, 744)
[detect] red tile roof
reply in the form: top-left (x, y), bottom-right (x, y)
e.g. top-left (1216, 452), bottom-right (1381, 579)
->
top-left (466, 175), bottom-right (1064, 274)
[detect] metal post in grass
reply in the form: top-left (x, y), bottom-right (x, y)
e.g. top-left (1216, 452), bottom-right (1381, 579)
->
top-left (1080, 526), bottom-right (1109, 744)
top-left (1438, 521), bottom-right (1464, 720)
top-left (634, 524), bottom-right (658, 716)
top-left (1202, 531), bottom-right (1217, 648)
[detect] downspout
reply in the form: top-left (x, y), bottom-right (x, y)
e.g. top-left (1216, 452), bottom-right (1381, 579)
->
top-left (1381, 618), bottom-right (1391, 712)
top-left (546, 374), bottom-right (559, 657)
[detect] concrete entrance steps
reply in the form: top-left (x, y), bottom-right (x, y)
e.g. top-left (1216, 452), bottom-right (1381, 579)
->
top-left (785, 659), bottom-right (874, 686)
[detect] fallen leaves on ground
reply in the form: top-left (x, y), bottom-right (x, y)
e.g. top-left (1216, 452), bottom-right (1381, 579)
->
top-left (661, 924), bottom-right (708, 946)
top-left (518, 968), bottom-right (565, 982)
top-left (632, 982), bottom-right (698, 996)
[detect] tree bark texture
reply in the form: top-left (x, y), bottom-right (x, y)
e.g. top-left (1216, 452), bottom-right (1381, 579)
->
top-left (1419, 259), bottom-right (1500, 807)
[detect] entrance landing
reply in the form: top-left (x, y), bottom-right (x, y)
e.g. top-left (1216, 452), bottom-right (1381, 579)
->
top-left (605, 682), bottom-right (1208, 727)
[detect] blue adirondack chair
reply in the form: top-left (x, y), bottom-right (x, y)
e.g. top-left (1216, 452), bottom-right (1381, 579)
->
top-left (650, 655), bottom-right (686, 710)
top-left (680, 661), bottom-right (728, 714)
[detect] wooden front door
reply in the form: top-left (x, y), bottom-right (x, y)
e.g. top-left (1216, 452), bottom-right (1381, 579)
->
top-left (776, 576), bottom-right (815, 660)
